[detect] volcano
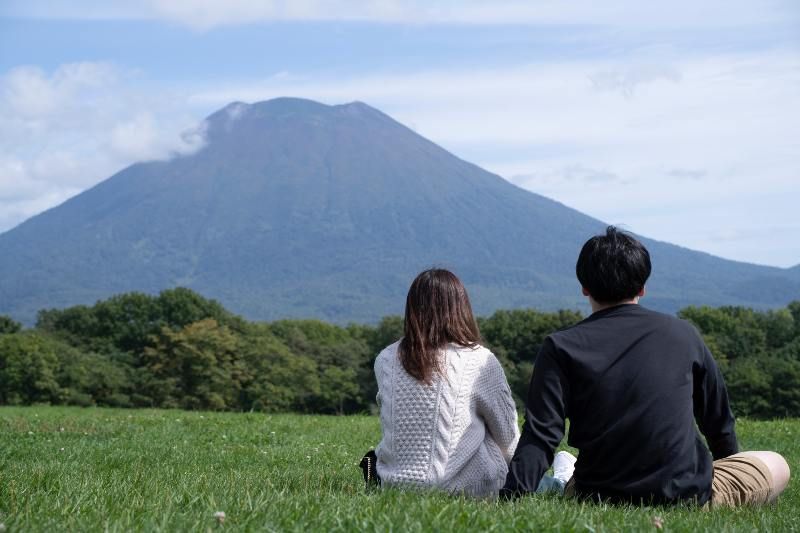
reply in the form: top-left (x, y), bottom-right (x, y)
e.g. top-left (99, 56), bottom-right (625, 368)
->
top-left (1, 97), bottom-right (797, 323)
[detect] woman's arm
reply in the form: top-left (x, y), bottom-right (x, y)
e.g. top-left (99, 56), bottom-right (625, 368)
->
top-left (476, 353), bottom-right (520, 463)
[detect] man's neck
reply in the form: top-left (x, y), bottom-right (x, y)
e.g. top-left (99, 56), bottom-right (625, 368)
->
top-left (589, 297), bottom-right (639, 314)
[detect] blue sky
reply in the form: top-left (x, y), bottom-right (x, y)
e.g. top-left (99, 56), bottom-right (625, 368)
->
top-left (1, 1), bottom-right (798, 267)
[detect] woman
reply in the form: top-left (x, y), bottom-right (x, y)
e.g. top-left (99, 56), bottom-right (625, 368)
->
top-left (374, 269), bottom-right (574, 498)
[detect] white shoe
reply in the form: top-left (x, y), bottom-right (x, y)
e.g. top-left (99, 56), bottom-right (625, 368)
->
top-left (552, 450), bottom-right (577, 484)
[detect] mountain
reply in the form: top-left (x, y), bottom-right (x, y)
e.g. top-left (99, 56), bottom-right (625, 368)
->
top-left (1, 97), bottom-right (798, 324)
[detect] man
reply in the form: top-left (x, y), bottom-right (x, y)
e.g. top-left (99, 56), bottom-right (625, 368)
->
top-left (501, 226), bottom-right (789, 506)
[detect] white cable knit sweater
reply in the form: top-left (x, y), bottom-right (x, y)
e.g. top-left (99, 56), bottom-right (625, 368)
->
top-left (374, 341), bottom-right (520, 498)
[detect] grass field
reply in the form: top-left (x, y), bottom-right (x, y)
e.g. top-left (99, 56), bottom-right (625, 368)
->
top-left (0, 407), bottom-right (797, 532)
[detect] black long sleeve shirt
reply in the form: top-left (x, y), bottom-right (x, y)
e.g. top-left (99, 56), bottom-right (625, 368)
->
top-left (502, 304), bottom-right (738, 505)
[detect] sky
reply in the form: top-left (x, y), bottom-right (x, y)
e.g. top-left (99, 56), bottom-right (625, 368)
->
top-left (1, 1), bottom-right (799, 267)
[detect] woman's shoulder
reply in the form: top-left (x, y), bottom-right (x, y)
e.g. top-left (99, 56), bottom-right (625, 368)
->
top-left (376, 341), bottom-right (496, 365)
top-left (449, 342), bottom-right (493, 357)
top-left (375, 340), bottom-right (401, 364)
top-left (449, 343), bottom-right (500, 368)
top-left (379, 339), bottom-right (401, 354)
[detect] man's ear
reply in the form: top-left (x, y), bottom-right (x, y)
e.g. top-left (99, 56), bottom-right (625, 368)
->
top-left (638, 286), bottom-right (646, 298)
top-left (582, 287), bottom-right (590, 296)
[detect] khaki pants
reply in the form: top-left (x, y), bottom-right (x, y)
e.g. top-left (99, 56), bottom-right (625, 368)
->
top-left (708, 453), bottom-right (774, 508)
top-left (563, 453), bottom-right (774, 507)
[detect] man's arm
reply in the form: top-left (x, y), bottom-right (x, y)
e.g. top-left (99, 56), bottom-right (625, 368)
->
top-left (693, 341), bottom-right (738, 459)
top-left (501, 337), bottom-right (568, 498)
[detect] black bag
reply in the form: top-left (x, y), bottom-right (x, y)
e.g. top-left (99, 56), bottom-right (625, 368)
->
top-left (359, 450), bottom-right (381, 489)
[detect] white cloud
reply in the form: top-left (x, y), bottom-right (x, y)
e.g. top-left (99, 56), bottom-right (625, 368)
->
top-left (0, 62), bottom-right (208, 233)
top-left (225, 102), bottom-right (248, 121)
top-left (2, 66), bottom-right (59, 118)
top-left (109, 112), bottom-right (206, 161)
top-left (1, 63), bottom-right (119, 119)
top-left (0, 156), bottom-right (37, 201)
top-left (0, 154), bottom-right (81, 228)
top-left (589, 64), bottom-right (682, 99)
top-left (110, 113), bottom-right (162, 160)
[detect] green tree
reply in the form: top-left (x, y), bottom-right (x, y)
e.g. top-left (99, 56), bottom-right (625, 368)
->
top-left (0, 332), bottom-right (61, 405)
top-left (479, 309), bottom-right (582, 404)
top-left (725, 357), bottom-right (772, 418)
top-left (775, 337), bottom-right (800, 361)
top-left (701, 333), bottom-right (729, 372)
top-left (679, 306), bottom-right (767, 360)
top-left (758, 309), bottom-right (795, 349)
top-left (269, 319), bottom-right (370, 413)
top-left (768, 356), bottom-right (800, 417)
top-left (315, 339), bottom-right (370, 413)
top-left (142, 319), bottom-right (246, 410)
top-left (36, 305), bottom-right (99, 351)
top-left (0, 315), bottom-right (22, 335)
top-left (37, 288), bottom-right (244, 356)
top-left (365, 315), bottom-right (404, 355)
top-left (55, 345), bottom-right (131, 407)
top-left (319, 366), bottom-right (359, 415)
top-left (788, 301), bottom-right (800, 337)
top-left (479, 309), bottom-right (583, 366)
top-left (240, 324), bottom-right (320, 412)
top-left (157, 287), bottom-right (246, 333)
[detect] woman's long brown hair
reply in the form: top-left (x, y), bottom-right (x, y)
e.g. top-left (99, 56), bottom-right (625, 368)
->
top-left (398, 269), bottom-right (481, 383)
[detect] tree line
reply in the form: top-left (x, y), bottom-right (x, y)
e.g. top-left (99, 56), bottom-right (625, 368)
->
top-left (1, 288), bottom-right (798, 418)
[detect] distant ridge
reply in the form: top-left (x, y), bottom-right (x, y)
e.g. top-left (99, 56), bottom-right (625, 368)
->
top-left (1, 97), bottom-right (798, 324)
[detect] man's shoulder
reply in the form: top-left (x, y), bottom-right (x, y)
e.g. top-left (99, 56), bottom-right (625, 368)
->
top-left (638, 305), bottom-right (683, 322)
top-left (548, 305), bottom-right (697, 338)
top-left (638, 306), bottom-right (702, 337)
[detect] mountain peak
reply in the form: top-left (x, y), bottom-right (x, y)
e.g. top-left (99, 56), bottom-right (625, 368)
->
top-left (207, 97), bottom-right (322, 122)
top-left (336, 100), bottom-right (377, 111)
top-left (251, 96), bottom-right (330, 112)
top-left (210, 97), bottom-right (385, 121)
top-left (204, 97), bottom-right (391, 142)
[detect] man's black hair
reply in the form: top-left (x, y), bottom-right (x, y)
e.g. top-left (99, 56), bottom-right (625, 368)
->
top-left (576, 226), bottom-right (651, 304)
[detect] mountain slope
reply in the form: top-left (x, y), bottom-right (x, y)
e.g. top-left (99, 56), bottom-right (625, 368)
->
top-left (0, 98), bottom-right (797, 323)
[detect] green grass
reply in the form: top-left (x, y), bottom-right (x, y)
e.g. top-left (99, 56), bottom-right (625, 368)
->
top-left (0, 407), bottom-right (798, 532)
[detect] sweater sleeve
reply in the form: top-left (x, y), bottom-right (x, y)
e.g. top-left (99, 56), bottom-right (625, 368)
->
top-left (692, 341), bottom-right (738, 459)
top-left (501, 337), bottom-right (568, 498)
top-left (475, 354), bottom-right (520, 463)
top-left (374, 353), bottom-right (383, 408)
top-left (374, 349), bottom-right (392, 460)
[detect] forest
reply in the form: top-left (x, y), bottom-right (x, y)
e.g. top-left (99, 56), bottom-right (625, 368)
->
top-left (1, 288), bottom-right (798, 418)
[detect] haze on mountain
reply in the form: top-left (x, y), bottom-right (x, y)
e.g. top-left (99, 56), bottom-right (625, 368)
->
top-left (1, 97), bottom-right (798, 324)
